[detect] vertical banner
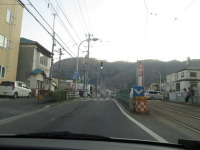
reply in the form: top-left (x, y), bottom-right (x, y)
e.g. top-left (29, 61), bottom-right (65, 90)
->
top-left (136, 60), bottom-right (144, 86)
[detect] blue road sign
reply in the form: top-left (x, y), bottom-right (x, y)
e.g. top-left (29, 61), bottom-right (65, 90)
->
top-left (133, 86), bottom-right (145, 97)
top-left (72, 72), bottom-right (79, 79)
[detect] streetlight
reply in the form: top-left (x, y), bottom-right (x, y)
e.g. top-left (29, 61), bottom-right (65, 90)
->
top-left (75, 37), bottom-right (98, 91)
top-left (152, 70), bottom-right (161, 91)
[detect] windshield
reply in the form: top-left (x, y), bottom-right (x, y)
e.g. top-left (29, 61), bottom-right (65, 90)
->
top-left (0, 0), bottom-right (200, 145)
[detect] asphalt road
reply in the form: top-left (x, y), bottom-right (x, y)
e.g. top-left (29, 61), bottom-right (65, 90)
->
top-left (0, 97), bottom-right (199, 144)
top-left (0, 98), bottom-right (155, 140)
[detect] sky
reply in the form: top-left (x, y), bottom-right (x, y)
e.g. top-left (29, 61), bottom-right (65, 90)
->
top-left (20, 0), bottom-right (200, 62)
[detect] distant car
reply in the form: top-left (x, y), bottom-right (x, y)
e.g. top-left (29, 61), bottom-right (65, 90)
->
top-left (145, 90), bottom-right (163, 100)
top-left (0, 81), bottom-right (32, 99)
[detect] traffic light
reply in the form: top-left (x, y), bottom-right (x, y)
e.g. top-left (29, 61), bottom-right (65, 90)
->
top-left (100, 62), bottom-right (103, 69)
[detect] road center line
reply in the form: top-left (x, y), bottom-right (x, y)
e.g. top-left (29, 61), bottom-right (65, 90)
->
top-left (114, 101), bottom-right (168, 143)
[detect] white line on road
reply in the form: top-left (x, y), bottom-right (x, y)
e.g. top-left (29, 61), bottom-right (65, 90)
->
top-left (114, 101), bottom-right (168, 143)
top-left (0, 105), bottom-right (50, 126)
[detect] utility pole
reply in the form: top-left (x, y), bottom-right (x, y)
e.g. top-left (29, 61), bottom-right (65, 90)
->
top-left (83, 34), bottom-right (91, 97)
top-left (49, 13), bottom-right (56, 91)
top-left (96, 67), bottom-right (99, 96)
top-left (55, 48), bottom-right (63, 91)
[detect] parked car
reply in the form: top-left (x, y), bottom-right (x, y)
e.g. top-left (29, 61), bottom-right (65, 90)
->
top-left (145, 90), bottom-right (163, 100)
top-left (0, 81), bottom-right (32, 99)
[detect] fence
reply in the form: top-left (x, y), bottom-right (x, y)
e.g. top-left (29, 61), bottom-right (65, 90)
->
top-left (38, 90), bottom-right (79, 101)
top-left (67, 91), bottom-right (79, 100)
top-left (169, 92), bottom-right (200, 104)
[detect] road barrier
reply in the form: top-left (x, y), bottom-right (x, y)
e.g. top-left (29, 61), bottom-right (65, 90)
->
top-left (117, 91), bottom-right (149, 114)
top-left (134, 96), bottom-right (148, 114)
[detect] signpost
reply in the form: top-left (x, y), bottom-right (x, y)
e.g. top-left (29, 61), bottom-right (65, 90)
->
top-left (129, 61), bottom-right (148, 114)
top-left (72, 71), bottom-right (79, 80)
top-left (133, 86), bottom-right (144, 97)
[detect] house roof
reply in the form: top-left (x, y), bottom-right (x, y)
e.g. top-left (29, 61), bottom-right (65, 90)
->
top-left (30, 69), bottom-right (46, 77)
top-left (178, 66), bottom-right (200, 72)
top-left (176, 78), bottom-right (200, 82)
top-left (20, 38), bottom-right (52, 57)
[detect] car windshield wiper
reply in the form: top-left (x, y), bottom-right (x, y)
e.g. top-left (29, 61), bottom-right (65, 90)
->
top-left (3, 131), bottom-right (111, 140)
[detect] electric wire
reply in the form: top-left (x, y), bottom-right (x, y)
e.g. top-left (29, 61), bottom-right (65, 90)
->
top-left (143, 0), bottom-right (150, 14)
top-left (27, 0), bottom-right (75, 56)
top-left (72, 0), bottom-right (87, 35)
top-left (83, 0), bottom-right (93, 33)
top-left (23, 4), bottom-right (74, 57)
top-left (154, 0), bottom-right (197, 42)
top-left (54, 0), bottom-right (82, 41)
top-left (47, 0), bottom-right (79, 46)
top-left (75, 0), bottom-right (89, 33)
top-left (54, 0), bottom-right (87, 54)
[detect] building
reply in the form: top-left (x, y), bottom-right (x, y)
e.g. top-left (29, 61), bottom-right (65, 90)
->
top-left (0, 0), bottom-right (24, 82)
top-left (166, 73), bottom-right (177, 92)
top-left (17, 38), bottom-right (52, 96)
top-left (167, 66), bottom-right (200, 94)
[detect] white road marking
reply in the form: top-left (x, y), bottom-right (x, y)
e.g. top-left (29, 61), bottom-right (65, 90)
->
top-left (0, 105), bottom-right (50, 126)
top-left (114, 101), bottom-right (168, 143)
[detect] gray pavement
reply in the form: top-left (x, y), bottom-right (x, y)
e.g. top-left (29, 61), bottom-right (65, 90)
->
top-left (0, 96), bottom-right (59, 120)
top-left (0, 98), bottom-right (155, 141)
top-left (0, 97), bottom-right (199, 144)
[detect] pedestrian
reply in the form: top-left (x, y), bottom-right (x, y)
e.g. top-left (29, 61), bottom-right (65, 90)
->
top-left (185, 87), bottom-right (191, 103)
top-left (183, 88), bottom-right (187, 102)
top-left (190, 86), bottom-right (195, 103)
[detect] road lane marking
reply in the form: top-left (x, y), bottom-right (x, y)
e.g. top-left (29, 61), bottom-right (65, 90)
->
top-left (0, 105), bottom-right (50, 126)
top-left (114, 101), bottom-right (168, 143)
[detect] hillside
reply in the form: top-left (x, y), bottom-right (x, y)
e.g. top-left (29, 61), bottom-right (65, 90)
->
top-left (52, 58), bottom-right (200, 89)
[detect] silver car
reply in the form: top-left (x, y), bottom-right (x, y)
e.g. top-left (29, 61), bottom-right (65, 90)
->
top-left (145, 90), bottom-right (163, 100)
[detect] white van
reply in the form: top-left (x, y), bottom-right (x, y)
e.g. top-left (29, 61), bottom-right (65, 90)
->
top-left (145, 90), bottom-right (163, 100)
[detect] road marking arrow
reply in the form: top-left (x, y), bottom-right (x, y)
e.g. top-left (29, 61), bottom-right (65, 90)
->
top-left (135, 89), bottom-right (143, 95)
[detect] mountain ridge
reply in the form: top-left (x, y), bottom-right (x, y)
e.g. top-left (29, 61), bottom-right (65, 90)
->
top-left (53, 58), bottom-right (200, 89)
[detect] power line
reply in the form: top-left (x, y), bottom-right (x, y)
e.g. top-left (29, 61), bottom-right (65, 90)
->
top-left (47, 0), bottom-right (79, 47)
top-left (143, 0), bottom-right (150, 14)
top-left (27, 0), bottom-right (75, 56)
top-left (83, 0), bottom-right (93, 33)
top-left (24, 4), bottom-right (74, 57)
top-left (72, 0), bottom-right (87, 35)
top-left (75, 0), bottom-right (89, 33)
top-left (153, 0), bottom-right (197, 42)
top-left (55, 0), bottom-right (82, 41)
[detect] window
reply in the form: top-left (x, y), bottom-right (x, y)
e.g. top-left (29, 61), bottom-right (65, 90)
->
top-left (3, 37), bottom-right (9, 49)
top-left (17, 83), bottom-right (22, 87)
top-left (6, 9), bottom-right (12, 24)
top-left (0, 34), bottom-right (9, 50)
top-left (190, 72), bottom-right (197, 77)
top-left (40, 53), bottom-right (48, 67)
top-left (190, 83), bottom-right (197, 88)
top-left (0, 66), bottom-right (6, 78)
top-left (181, 72), bottom-right (184, 78)
top-left (0, 34), bottom-right (4, 48)
top-left (176, 83), bottom-right (180, 91)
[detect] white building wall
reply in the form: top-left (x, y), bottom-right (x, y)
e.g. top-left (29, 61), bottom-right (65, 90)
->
top-left (30, 75), bottom-right (36, 89)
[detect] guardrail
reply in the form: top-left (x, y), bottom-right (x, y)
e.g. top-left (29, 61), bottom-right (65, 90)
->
top-left (116, 93), bottom-right (130, 104)
top-left (67, 91), bottom-right (79, 100)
